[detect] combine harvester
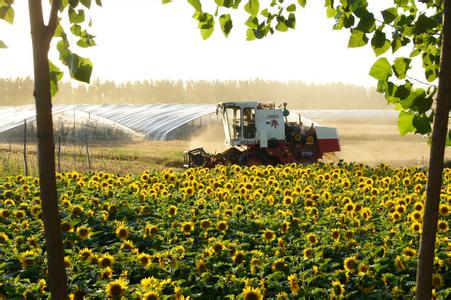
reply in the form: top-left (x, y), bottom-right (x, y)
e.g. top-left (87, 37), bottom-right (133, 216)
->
top-left (184, 102), bottom-right (340, 167)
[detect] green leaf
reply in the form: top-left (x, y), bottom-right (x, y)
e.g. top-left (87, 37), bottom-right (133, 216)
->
top-left (246, 28), bottom-right (256, 41)
top-left (371, 30), bottom-right (390, 56)
top-left (369, 57), bottom-right (392, 81)
top-left (95, 0), bottom-right (102, 6)
top-left (68, 54), bottom-right (93, 83)
top-left (415, 96), bottom-right (433, 114)
top-left (49, 61), bottom-right (64, 97)
top-left (381, 7), bottom-right (397, 24)
top-left (287, 4), bottom-right (297, 12)
top-left (0, 5), bottom-right (14, 24)
top-left (244, 0), bottom-right (259, 17)
top-left (245, 16), bottom-right (258, 29)
top-left (276, 18), bottom-right (289, 32)
top-left (219, 14), bottom-right (233, 37)
top-left (162, 0), bottom-right (172, 3)
top-left (69, 8), bottom-right (85, 24)
top-left (400, 88), bottom-right (425, 109)
top-left (356, 12), bottom-right (375, 33)
top-left (413, 114), bottom-right (431, 135)
top-left (287, 13), bottom-right (296, 29)
top-left (348, 29), bottom-right (368, 48)
top-left (200, 25), bottom-right (214, 40)
top-left (0, 40), bottom-right (6, 48)
top-left (446, 130), bottom-right (451, 147)
top-left (298, 0), bottom-right (307, 7)
top-left (80, 0), bottom-right (91, 8)
top-left (425, 66), bottom-right (438, 82)
top-left (392, 57), bottom-right (411, 79)
top-left (398, 111), bottom-right (416, 136)
top-left (413, 14), bottom-right (438, 35)
top-left (326, 7), bottom-right (337, 18)
top-left (188, 0), bottom-right (202, 12)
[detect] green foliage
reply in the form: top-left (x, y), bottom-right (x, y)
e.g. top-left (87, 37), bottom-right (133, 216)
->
top-left (369, 58), bottom-right (392, 81)
top-left (244, 0), bottom-right (259, 16)
top-left (348, 29), bottom-right (368, 48)
top-left (219, 14), bottom-right (233, 37)
top-left (0, 3), bottom-right (14, 24)
top-left (0, 40), bottom-right (6, 48)
top-left (398, 111), bottom-right (416, 136)
top-left (392, 57), bottom-right (411, 79)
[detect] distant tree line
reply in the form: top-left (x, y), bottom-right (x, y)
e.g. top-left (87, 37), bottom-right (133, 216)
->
top-left (0, 77), bottom-right (389, 109)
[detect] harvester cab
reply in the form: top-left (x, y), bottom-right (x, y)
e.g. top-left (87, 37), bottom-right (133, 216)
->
top-left (183, 101), bottom-right (341, 168)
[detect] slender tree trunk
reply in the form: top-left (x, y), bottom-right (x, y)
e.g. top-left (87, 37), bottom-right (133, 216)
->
top-left (24, 119), bottom-right (29, 176)
top-left (416, 1), bottom-right (451, 298)
top-left (28, 1), bottom-right (67, 299)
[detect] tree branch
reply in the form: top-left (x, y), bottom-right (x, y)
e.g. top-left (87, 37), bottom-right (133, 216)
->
top-left (46, 0), bottom-right (60, 44)
top-left (28, 0), bottom-right (45, 34)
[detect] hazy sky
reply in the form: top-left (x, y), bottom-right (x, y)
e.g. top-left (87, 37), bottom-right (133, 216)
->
top-left (0, 0), bottom-right (412, 87)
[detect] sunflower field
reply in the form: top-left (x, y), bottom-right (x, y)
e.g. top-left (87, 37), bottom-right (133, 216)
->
top-left (0, 163), bottom-right (449, 299)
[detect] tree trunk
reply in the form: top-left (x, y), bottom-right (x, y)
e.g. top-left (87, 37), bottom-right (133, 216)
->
top-left (28, 1), bottom-right (68, 299)
top-left (416, 1), bottom-right (451, 299)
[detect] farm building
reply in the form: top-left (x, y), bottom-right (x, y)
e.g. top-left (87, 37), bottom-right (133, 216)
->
top-left (0, 104), bottom-right (397, 142)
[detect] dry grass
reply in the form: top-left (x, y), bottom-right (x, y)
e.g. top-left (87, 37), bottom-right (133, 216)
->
top-left (0, 117), bottom-right (449, 176)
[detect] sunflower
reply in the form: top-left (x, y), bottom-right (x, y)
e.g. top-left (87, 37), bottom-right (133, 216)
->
top-left (306, 233), bottom-right (318, 245)
top-left (394, 255), bottom-right (405, 272)
top-left (181, 221), bottom-right (195, 234)
top-left (242, 286), bottom-right (263, 300)
top-left (287, 273), bottom-right (299, 295)
top-left (106, 278), bottom-right (128, 298)
top-left (115, 222), bottom-right (129, 240)
top-left (271, 258), bottom-right (285, 272)
top-left (439, 204), bottom-right (449, 216)
top-left (144, 223), bottom-right (158, 237)
top-left (0, 232), bottom-right (9, 244)
top-left (343, 255), bottom-right (358, 273)
top-left (199, 219), bottom-right (211, 230)
top-left (262, 229), bottom-right (276, 242)
top-left (413, 202), bottom-right (424, 211)
top-left (358, 263), bottom-right (369, 275)
top-left (138, 253), bottom-right (151, 268)
top-left (283, 195), bottom-right (294, 206)
top-left (330, 280), bottom-right (345, 297)
top-left (402, 247), bottom-right (417, 258)
top-left (0, 208), bottom-right (10, 218)
top-left (331, 229), bottom-right (340, 240)
top-left (432, 273), bottom-right (444, 288)
top-left (303, 247), bottom-right (313, 260)
top-left (121, 240), bottom-right (135, 251)
top-left (410, 222), bottom-right (422, 234)
top-left (344, 202), bottom-right (355, 213)
top-left (217, 220), bottom-right (228, 232)
top-left (212, 242), bottom-right (225, 254)
top-left (437, 220), bottom-right (448, 233)
top-left (98, 253), bottom-right (115, 268)
top-left (143, 290), bottom-right (160, 300)
top-left (79, 248), bottom-right (93, 261)
top-left (232, 250), bottom-right (245, 264)
top-left (20, 249), bottom-right (37, 268)
top-left (60, 220), bottom-right (73, 232)
top-left (195, 259), bottom-right (207, 273)
top-left (410, 211), bottom-right (423, 222)
top-left (391, 211), bottom-right (402, 221)
top-left (77, 226), bottom-right (91, 240)
top-left (168, 205), bottom-right (178, 217)
top-left (276, 291), bottom-right (289, 300)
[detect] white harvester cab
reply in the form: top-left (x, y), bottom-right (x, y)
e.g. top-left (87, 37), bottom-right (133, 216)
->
top-left (217, 101), bottom-right (286, 148)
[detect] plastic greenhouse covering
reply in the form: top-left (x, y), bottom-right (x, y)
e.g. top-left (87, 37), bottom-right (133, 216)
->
top-left (0, 104), bottom-right (396, 140)
top-left (0, 104), bottom-right (217, 140)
